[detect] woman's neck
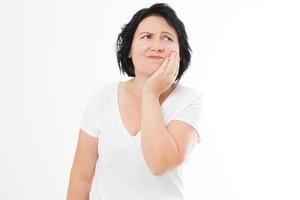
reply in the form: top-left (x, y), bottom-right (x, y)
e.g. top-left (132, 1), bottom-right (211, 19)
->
top-left (125, 77), bottom-right (177, 104)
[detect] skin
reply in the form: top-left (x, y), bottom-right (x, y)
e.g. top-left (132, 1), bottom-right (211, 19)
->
top-left (126, 15), bottom-right (199, 175)
top-left (67, 16), bottom-right (199, 198)
top-left (127, 15), bottom-right (180, 99)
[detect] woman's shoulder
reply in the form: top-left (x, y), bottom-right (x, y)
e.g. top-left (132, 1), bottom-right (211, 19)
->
top-left (93, 81), bottom-right (118, 94)
top-left (177, 83), bottom-right (202, 100)
top-left (87, 81), bottom-right (117, 102)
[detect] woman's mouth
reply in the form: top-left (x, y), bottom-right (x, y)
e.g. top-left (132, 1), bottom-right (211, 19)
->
top-left (147, 56), bottom-right (164, 60)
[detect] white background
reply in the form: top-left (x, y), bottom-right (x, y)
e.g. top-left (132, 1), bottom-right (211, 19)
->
top-left (1, 0), bottom-right (299, 199)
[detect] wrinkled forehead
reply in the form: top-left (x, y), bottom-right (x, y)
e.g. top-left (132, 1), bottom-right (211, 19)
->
top-left (135, 15), bottom-right (178, 37)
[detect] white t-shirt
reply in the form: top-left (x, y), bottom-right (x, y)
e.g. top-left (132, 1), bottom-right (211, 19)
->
top-left (80, 81), bottom-right (202, 200)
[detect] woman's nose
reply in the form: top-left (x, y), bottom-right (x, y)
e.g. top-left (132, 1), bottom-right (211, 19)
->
top-left (150, 39), bottom-right (164, 52)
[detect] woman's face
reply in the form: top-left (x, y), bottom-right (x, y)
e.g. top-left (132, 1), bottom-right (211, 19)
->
top-left (129, 15), bottom-right (180, 76)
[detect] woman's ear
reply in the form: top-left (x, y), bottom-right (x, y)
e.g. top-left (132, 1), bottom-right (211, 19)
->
top-left (128, 50), bottom-right (132, 58)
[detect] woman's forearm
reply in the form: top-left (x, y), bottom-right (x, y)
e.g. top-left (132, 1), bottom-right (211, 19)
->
top-left (67, 175), bottom-right (92, 200)
top-left (140, 92), bottom-right (180, 175)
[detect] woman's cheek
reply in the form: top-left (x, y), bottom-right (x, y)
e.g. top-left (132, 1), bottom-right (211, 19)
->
top-left (166, 43), bottom-right (179, 53)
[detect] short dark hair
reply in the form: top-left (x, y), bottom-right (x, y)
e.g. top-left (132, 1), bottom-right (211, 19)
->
top-left (116, 3), bottom-right (192, 82)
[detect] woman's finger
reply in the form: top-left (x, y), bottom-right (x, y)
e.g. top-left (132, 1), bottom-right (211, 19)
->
top-left (154, 56), bottom-right (169, 76)
top-left (163, 51), bottom-right (176, 78)
top-left (176, 53), bottom-right (180, 77)
top-left (169, 53), bottom-right (179, 82)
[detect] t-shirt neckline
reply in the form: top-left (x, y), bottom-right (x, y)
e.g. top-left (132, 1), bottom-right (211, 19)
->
top-left (114, 80), bottom-right (180, 139)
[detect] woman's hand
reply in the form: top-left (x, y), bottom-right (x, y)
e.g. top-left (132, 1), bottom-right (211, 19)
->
top-left (143, 51), bottom-right (180, 98)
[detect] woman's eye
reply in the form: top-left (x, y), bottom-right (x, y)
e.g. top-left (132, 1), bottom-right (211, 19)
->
top-left (142, 35), bottom-right (151, 39)
top-left (164, 36), bottom-right (173, 41)
top-left (141, 35), bottom-right (173, 41)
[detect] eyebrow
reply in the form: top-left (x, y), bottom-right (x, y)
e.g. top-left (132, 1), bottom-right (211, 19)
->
top-left (139, 31), bottom-right (175, 38)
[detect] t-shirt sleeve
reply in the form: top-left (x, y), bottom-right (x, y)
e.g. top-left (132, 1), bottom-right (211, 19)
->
top-left (172, 92), bottom-right (203, 143)
top-left (79, 87), bottom-right (103, 138)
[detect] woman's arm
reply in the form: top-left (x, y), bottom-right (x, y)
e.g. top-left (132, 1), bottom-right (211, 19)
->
top-left (140, 92), bottom-right (198, 176)
top-left (67, 129), bottom-right (98, 200)
top-left (141, 52), bottom-right (198, 176)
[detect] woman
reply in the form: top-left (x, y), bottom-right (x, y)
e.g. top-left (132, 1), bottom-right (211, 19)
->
top-left (67, 3), bottom-right (202, 200)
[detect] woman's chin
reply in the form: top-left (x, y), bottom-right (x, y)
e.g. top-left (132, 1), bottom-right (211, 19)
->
top-left (136, 64), bottom-right (162, 76)
top-left (150, 64), bottom-right (162, 71)
top-left (148, 67), bottom-right (160, 75)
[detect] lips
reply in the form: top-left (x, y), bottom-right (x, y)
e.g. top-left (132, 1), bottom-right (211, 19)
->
top-left (147, 56), bottom-right (163, 60)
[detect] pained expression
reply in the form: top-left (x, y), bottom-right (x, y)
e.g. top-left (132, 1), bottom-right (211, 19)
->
top-left (129, 15), bottom-right (180, 75)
